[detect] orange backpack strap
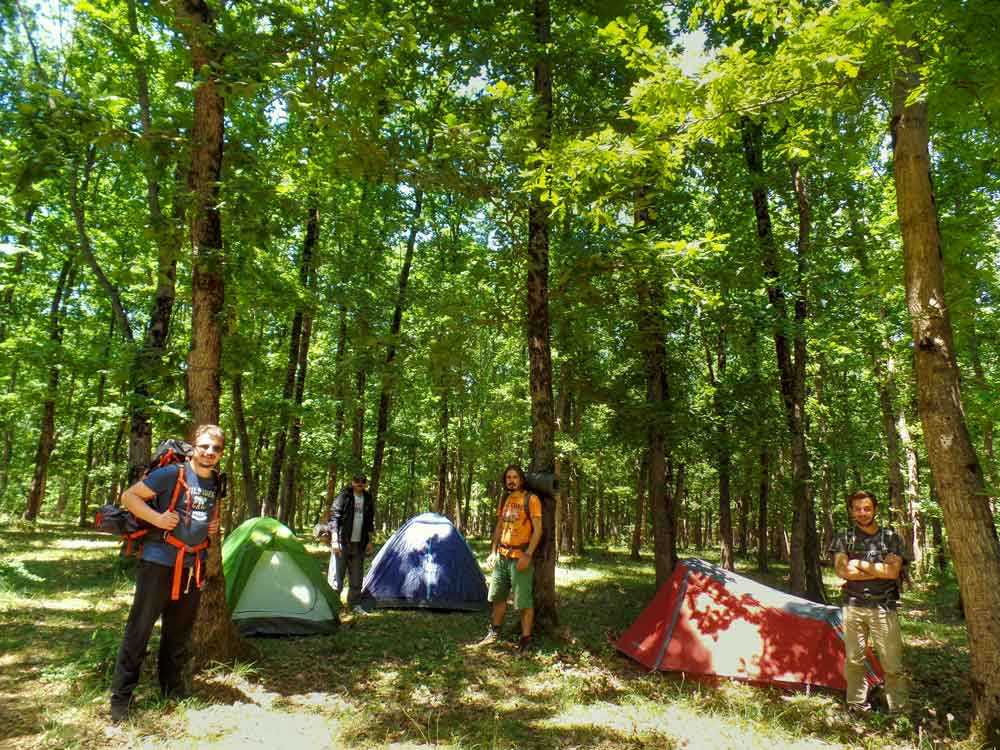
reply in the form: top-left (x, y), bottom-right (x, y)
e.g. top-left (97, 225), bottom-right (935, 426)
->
top-left (163, 534), bottom-right (210, 600)
top-left (167, 464), bottom-right (188, 512)
top-left (161, 464), bottom-right (208, 600)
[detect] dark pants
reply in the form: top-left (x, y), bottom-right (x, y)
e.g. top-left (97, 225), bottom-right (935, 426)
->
top-left (328, 542), bottom-right (365, 606)
top-left (110, 560), bottom-right (201, 707)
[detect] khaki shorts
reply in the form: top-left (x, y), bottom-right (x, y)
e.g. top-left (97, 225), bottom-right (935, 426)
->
top-left (488, 556), bottom-right (534, 610)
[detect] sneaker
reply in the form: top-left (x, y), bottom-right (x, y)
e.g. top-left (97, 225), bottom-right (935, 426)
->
top-left (351, 605), bottom-right (370, 616)
top-left (518, 635), bottom-right (533, 652)
top-left (847, 702), bottom-right (871, 717)
top-left (478, 626), bottom-right (501, 645)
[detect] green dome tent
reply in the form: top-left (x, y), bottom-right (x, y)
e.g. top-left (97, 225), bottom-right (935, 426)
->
top-left (222, 517), bottom-right (339, 636)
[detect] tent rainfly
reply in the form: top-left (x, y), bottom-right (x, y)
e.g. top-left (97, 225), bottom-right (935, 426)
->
top-left (360, 512), bottom-right (488, 611)
top-left (615, 558), bottom-right (884, 691)
top-left (222, 517), bottom-right (340, 636)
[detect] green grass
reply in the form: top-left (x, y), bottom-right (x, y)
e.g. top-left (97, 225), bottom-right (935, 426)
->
top-left (0, 522), bottom-right (981, 750)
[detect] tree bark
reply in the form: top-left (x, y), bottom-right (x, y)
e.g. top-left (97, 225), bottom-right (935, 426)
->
top-left (891, 37), bottom-right (1000, 741)
top-left (525, 0), bottom-right (558, 631)
top-left (178, 0), bottom-right (225, 429)
top-left (174, 0), bottom-right (240, 667)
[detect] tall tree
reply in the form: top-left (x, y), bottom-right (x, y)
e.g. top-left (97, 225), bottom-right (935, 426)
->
top-left (891, 31), bottom-right (1000, 743)
top-left (526, 0), bottom-right (558, 630)
top-left (172, 0), bottom-right (239, 664)
top-left (741, 119), bottom-right (823, 602)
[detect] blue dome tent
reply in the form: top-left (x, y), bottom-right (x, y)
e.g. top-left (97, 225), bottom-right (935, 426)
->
top-left (360, 513), bottom-right (488, 611)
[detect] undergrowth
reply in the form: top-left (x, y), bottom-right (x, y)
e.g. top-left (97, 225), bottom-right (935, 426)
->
top-left (0, 520), bottom-right (980, 750)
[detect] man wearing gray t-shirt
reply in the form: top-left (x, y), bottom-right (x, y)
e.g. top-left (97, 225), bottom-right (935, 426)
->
top-left (328, 474), bottom-right (375, 613)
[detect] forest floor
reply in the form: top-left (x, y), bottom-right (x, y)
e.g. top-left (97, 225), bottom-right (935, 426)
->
top-left (0, 520), bottom-right (976, 750)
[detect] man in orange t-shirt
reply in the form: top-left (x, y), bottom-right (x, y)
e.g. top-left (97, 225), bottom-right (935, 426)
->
top-left (480, 464), bottom-right (543, 651)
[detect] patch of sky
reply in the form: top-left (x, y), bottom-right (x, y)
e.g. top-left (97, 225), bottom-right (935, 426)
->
top-left (458, 74), bottom-right (488, 100)
top-left (266, 96), bottom-right (289, 128)
top-left (676, 29), bottom-right (712, 79)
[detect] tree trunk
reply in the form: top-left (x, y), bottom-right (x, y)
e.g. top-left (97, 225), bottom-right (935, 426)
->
top-left (404, 444), bottom-right (416, 520)
top-left (0, 205), bottom-right (35, 501)
top-left (127, 0), bottom-right (183, 482)
top-left (634, 187), bottom-right (675, 584)
top-left (323, 304), bottom-right (348, 510)
top-left (174, 0), bottom-right (240, 667)
top-left (966, 315), bottom-right (997, 514)
top-left (80, 313), bottom-right (114, 526)
top-left (23, 260), bottom-right (75, 521)
top-left (875, 352), bottom-right (909, 524)
top-left (738, 491), bottom-right (750, 558)
top-left (351, 339), bottom-right (368, 474)
top-left (892, 37), bottom-right (1000, 741)
top-left (231, 372), bottom-right (258, 516)
top-left (279, 307), bottom-right (314, 528)
top-left (371, 189), bottom-right (423, 502)
top-left (898, 407), bottom-right (923, 569)
top-left (631, 452), bottom-right (648, 560)
top-left (702, 314), bottom-right (734, 571)
top-left (278, 205), bottom-right (319, 525)
top-left (742, 122), bottom-right (822, 601)
top-left (525, 0), bottom-right (558, 631)
top-left (266, 316), bottom-right (304, 516)
top-left (931, 514), bottom-right (947, 572)
top-left (757, 445), bottom-right (770, 573)
top-left (436, 390), bottom-right (449, 515)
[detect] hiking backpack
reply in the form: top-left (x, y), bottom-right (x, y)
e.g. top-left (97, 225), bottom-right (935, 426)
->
top-left (94, 440), bottom-right (226, 598)
top-left (844, 525), bottom-right (908, 598)
top-left (95, 439), bottom-right (195, 552)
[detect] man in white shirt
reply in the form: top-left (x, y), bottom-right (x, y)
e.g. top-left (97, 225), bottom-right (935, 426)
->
top-left (328, 474), bottom-right (375, 613)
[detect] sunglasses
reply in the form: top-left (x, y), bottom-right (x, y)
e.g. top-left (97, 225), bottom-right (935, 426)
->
top-left (196, 443), bottom-right (223, 454)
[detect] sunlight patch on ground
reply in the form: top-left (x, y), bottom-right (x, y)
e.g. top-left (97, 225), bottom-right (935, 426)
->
top-left (135, 703), bottom-right (342, 749)
top-left (23, 596), bottom-right (100, 612)
top-left (539, 699), bottom-right (844, 750)
top-left (51, 539), bottom-right (120, 551)
top-left (553, 566), bottom-right (609, 586)
top-left (12, 548), bottom-right (110, 562)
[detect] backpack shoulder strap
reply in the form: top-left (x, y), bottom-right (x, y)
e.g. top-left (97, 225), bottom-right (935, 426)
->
top-left (166, 463), bottom-right (188, 512)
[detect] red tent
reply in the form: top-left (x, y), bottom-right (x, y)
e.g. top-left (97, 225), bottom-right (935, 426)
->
top-left (615, 558), bottom-right (883, 691)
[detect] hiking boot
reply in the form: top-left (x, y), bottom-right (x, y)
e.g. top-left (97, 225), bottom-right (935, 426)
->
top-left (109, 701), bottom-right (130, 724)
top-left (847, 703), bottom-right (871, 717)
top-left (478, 625), bottom-right (501, 646)
top-left (161, 685), bottom-right (191, 701)
top-left (518, 635), bottom-right (534, 652)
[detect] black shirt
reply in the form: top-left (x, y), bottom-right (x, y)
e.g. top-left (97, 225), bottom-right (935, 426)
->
top-left (829, 525), bottom-right (905, 608)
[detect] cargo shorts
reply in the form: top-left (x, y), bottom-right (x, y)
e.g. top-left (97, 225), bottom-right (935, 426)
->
top-left (488, 555), bottom-right (534, 610)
